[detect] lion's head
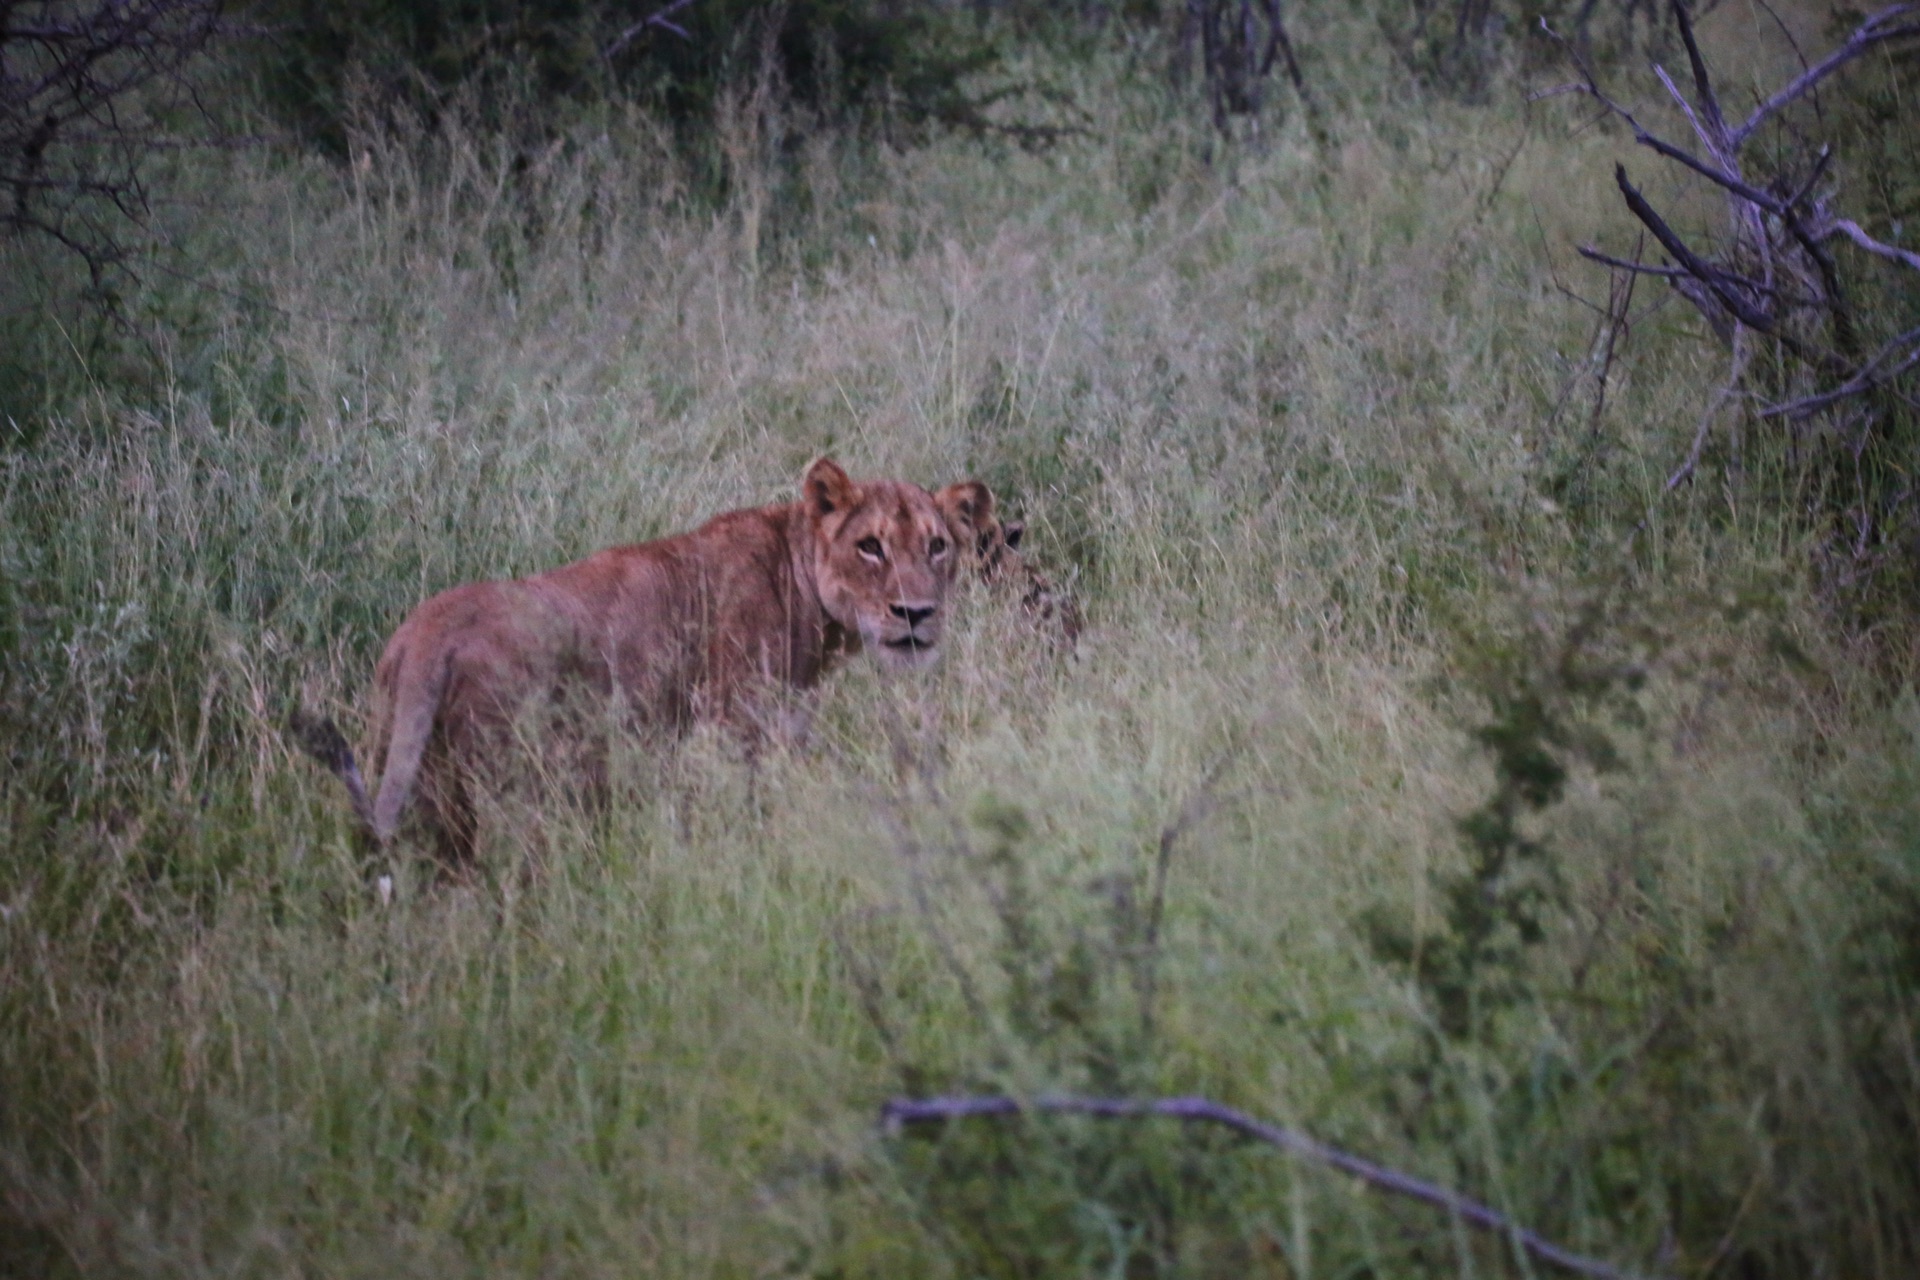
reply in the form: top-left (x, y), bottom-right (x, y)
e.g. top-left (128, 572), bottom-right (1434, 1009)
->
top-left (935, 477), bottom-right (1082, 649)
top-left (803, 458), bottom-right (959, 671)
top-left (933, 479), bottom-right (1024, 580)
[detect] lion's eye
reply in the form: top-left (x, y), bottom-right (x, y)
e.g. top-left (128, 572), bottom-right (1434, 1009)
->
top-left (856, 536), bottom-right (884, 560)
top-left (929, 536), bottom-right (948, 556)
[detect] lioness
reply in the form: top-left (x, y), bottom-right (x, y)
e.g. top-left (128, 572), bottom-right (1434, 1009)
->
top-left (938, 482), bottom-right (1082, 648)
top-left (296, 458), bottom-right (987, 867)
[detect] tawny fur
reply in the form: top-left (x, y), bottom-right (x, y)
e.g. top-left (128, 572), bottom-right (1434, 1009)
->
top-left (299, 459), bottom-right (976, 867)
top-left (937, 480), bottom-right (1083, 648)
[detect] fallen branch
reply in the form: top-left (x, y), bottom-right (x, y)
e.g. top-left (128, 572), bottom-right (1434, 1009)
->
top-left (882, 1092), bottom-right (1662, 1280)
top-left (1575, 247), bottom-right (1690, 279)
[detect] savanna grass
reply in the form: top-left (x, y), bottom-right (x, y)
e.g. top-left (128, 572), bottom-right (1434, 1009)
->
top-left (3, 7), bottom-right (1918, 1276)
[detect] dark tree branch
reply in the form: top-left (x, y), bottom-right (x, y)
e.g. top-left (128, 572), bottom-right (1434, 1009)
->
top-left (1670, 0), bottom-right (1728, 153)
top-left (1666, 340), bottom-right (1751, 490)
top-left (1577, 244), bottom-right (1825, 309)
top-left (882, 1093), bottom-right (1664, 1280)
top-left (1184, 0), bottom-right (1312, 137)
top-left (1611, 165), bottom-right (1774, 333)
top-left (1545, 0), bottom-right (1920, 555)
top-left (2, 0), bottom-right (227, 277)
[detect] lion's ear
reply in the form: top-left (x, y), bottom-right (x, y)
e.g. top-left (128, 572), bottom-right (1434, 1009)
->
top-left (1002, 520), bottom-right (1024, 550)
top-left (934, 480), bottom-right (994, 539)
top-left (803, 458), bottom-right (858, 519)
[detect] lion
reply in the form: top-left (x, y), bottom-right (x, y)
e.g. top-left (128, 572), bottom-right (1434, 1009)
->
top-left (936, 480), bottom-right (1082, 648)
top-left (294, 458), bottom-right (986, 868)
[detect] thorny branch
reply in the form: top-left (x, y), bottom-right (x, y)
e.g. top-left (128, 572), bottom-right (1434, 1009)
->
top-left (881, 1093), bottom-right (1662, 1280)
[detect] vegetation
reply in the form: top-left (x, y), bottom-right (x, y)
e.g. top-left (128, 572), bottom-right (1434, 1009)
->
top-left (2, 2), bottom-right (1918, 1277)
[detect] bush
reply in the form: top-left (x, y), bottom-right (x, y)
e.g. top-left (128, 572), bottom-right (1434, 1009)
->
top-left (256, 0), bottom-right (1006, 152)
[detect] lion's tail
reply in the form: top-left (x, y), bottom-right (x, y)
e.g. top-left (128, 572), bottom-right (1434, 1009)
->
top-left (288, 707), bottom-right (377, 835)
top-left (369, 644), bottom-right (451, 845)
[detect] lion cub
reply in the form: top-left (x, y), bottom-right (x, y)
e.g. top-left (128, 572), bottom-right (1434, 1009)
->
top-left (296, 458), bottom-right (996, 868)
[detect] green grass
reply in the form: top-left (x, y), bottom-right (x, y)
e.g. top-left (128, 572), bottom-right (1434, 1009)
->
top-left (3, 9), bottom-right (1919, 1276)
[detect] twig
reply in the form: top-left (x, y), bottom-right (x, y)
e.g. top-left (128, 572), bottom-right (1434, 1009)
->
top-left (1136, 744), bottom-right (1240, 1040)
top-left (1577, 245), bottom-right (1820, 308)
top-left (881, 1093), bottom-right (1663, 1280)
top-left (1576, 248), bottom-right (1689, 279)
top-left (1824, 218), bottom-right (1920, 272)
top-left (1730, 3), bottom-right (1920, 147)
top-left (604, 0), bottom-right (698, 58)
top-left (879, 798), bottom-right (995, 1032)
top-left (1669, 0), bottom-right (1731, 161)
top-left (1666, 338), bottom-right (1752, 491)
top-left (1782, 145), bottom-right (1832, 214)
top-left (1584, 239), bottom-right (1641, 451)
top-left (1759, 325), bottom-right (1920, 420)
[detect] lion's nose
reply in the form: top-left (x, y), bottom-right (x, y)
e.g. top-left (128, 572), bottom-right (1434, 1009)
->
top-left (890, 602), bottom-right (936, 629)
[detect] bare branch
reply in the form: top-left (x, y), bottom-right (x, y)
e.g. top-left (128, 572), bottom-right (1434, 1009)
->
top-left (1651, 63), bottom-right (1725, 166)
top-left (881, 1093), bottom-right (1665, 1280)
top-left (1136, 744), bottom-right (1241, 1039)
top-left (1539, 20), bottom-right (1776, 212)
top-left (604, 0), bottom-right (698, 59)
top-left (1666, 340), bottom-right (1751, 491)
top-left (1781, 145), bottom-right (1832, 213)
top-left (1, 0), bottom-right (227, 276)
top-left (1759, 326), bottom-right (1920, 420)
top-left (1670, 0), bottom-right (1729, 152)
top-left (1612, 164), bottom-right (1776, 333)
top-left (1730, 3), bottom-right (1920, 147)
top-left (1824, 218), bottom-right (1920, 272)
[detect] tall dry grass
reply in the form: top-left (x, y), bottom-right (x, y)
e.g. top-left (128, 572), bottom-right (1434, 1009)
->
top-left (2, 12), bottom-right (1917, 1276)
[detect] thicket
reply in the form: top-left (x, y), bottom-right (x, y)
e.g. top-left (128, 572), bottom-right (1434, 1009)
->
top-left (254, 0), bottom-right (1012, 153)
top-left (2, 3), bottom-right (1919, 1278)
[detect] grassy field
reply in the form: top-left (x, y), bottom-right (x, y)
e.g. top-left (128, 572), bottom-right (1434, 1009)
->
top-left (3, 6), bottom-right (1919, 1276)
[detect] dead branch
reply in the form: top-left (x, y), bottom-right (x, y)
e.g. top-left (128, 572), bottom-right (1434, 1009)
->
top-left (604, 0), bottom-right (698, 59)
top-left (1, 0), bottom-right (227, 282)
top-left (1610, 165), bottom-right (1773, 333)
top-left (1543, 1), bottom-right (1920, 517)
top-left (1759, 325), bottom-right (1920, 421)
top-left (1135, 743), bottom-right (1243, 1040)
top-left (1584, 240), bottom-right (1643, 450)
top-left (881, 1092), bottom-right (1663, 1280)
top-left (1576, 247), bottom-right (1689, 279)
top-left (878, 796), bottom-right (995, 1033)
top-left (1826, 219), bottom-right (1920, 273)
top-left (1729, 3), bottom-right (1920, 147)
top-left (1666, 337), bottom-right (1751, 490)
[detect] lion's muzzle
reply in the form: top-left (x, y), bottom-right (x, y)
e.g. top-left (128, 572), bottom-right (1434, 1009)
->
top-left (874, 599), bottom-right (942, 667)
